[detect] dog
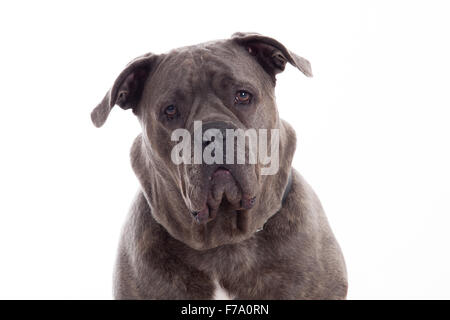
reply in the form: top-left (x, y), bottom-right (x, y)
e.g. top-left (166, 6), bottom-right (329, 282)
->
top-left (91, 32), bottom-right (347, 299)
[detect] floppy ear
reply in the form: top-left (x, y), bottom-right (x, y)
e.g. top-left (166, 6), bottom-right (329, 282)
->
top-left (91, 53), bottom-right (158, 128)
top-left (232, 32), bottom-right (312, 80)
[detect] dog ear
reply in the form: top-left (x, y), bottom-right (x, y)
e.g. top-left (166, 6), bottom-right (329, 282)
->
top-left (232, 32), bottom-right (312, 80)
top-left (91, 53), bottom-right (159, 128)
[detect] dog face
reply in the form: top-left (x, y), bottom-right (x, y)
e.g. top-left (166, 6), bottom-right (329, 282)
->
top-left (92, 33), bottom-right (312, 249)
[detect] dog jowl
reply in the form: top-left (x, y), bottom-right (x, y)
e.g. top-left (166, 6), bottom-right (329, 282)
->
top-left (91, 33), bottom-right (348, 300)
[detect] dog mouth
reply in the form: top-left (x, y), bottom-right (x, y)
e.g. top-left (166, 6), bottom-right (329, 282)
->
top-left (191, 167), bottom-right (256, 224)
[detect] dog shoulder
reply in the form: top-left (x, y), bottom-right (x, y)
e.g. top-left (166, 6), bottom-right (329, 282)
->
top-left (271, 170), bottom-right (348, 298)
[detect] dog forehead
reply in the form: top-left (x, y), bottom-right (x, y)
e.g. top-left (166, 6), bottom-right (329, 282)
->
top-left (142, 39), bottom-right (270, 108)
top-left (170, 39), bottom-right (239, 65)
top-left (154, 40), bottom-right (252, 84)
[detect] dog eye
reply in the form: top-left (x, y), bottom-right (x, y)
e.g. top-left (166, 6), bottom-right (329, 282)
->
top-left (164, 105), bottom-right (178, 120)
top-left (234, 91), bottom-right (252, 105)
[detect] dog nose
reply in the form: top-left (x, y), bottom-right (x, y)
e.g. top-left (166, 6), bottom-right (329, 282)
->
top-left (201, 121), bottom-right (235, 155)
top-left (202, 121), bottom-right (232, 139)
top-left (202, 139), bottom-right (213, 148)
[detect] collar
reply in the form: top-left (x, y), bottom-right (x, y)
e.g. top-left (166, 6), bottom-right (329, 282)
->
top-left (255, 169), bottom-right (293, 232)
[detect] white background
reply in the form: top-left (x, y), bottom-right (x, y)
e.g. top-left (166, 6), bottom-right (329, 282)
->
top-left (0, 0), bottom-right (449, 299)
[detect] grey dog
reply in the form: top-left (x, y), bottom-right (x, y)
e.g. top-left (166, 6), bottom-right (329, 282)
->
top-left (91, 32), bottom-right (347, 299)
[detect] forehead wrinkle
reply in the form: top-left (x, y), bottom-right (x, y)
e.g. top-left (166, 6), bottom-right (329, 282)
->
top-left (191, 48), bottom-right (236, 92)
top-left (153, 50), bottom-right (197, 101)
top-left (151, 44), bottom-right (248, 108)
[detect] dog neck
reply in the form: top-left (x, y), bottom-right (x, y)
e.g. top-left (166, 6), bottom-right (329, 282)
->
top-left (255, 168), bottom-right (293, 233)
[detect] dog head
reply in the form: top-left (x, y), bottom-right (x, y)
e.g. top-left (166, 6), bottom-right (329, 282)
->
top-left (91, 32), bottom-right (312, 250)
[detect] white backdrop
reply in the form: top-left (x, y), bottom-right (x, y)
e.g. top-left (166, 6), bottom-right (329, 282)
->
top-left (0, 0), bottom-right (449, 299)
